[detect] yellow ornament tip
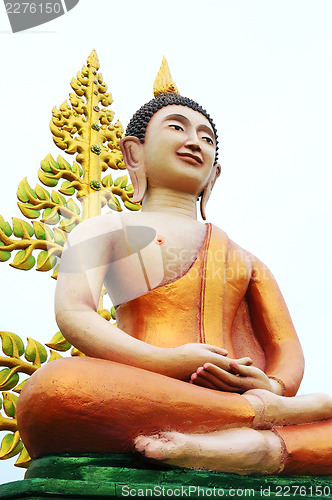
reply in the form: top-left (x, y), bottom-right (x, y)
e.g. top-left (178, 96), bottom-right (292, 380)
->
top-left (87, 49), bottom-right (100, 71)
top-left (153, 56), bottom-right (180, 97)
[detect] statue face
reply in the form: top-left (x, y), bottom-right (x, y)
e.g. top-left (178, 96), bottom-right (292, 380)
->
top-left (142, 105), bottom-right (217, 196)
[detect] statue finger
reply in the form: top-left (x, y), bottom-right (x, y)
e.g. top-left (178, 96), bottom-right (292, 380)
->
top-left (203, 344), bottom-right (228, 356)
top-left (202, 363), bottom-right (250, 386)
top-left (196, 366), bottom-right (243, 392)
top-left (190, 372), bottom-right (218, 390)
top-left (236, 357), bottom-right (252, 366)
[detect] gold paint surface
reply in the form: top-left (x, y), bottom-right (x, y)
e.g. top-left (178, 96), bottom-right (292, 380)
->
top-left (153, 57), bottom-right (180, 97)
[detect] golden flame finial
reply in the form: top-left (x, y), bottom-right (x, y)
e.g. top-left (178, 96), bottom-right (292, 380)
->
top-left (87, 49), bottom-right (100, 70)
top-left (153, 57), bottom-right (180, 97)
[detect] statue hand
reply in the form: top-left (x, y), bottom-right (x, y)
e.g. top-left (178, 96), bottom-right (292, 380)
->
top-left (166, 343), bottom-right (252, 382)
top-left (190, 361), bottom-right (274, 393)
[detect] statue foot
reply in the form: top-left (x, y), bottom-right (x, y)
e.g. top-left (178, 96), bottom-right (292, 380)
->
top-left (134, 428), bottom-right (283, 475)
top-left (244, 389), bottom-right (332, 429)
top-left (134, 432), bottom-right (190, 462)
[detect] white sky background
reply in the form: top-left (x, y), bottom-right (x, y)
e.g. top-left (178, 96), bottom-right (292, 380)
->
top-left (0, 0), bottom-right (332, 484)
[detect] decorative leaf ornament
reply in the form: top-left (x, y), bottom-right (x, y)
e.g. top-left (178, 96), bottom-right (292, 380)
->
top-left (0, 329), bottom-right (86, 467)
top-left (153, 56), bottom-right (180, 97)
top-left (0, 51), bottom-right (140, 469)
top-left (0, 50), bottom-right (141, 277)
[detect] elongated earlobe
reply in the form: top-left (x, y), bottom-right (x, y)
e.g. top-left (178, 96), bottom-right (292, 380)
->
top-left (200, 163), bottom-right (221, 220)
top-left (120, 137), bottom-right (147, 203)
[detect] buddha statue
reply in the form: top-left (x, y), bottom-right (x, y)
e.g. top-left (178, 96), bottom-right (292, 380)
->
top-left (16, 59), bottom-right (332, 476)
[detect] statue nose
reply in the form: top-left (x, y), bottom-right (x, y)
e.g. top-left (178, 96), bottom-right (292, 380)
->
top-left (185, 135), bottom-right (201, 152)
top-left (187, 143), bottom-right (201, 152)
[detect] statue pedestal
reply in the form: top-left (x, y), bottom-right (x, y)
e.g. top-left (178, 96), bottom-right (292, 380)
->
top-left (1, 454), bottom-right (332, 499)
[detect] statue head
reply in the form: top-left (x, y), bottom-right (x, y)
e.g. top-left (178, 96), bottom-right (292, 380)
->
top-left (125, 93), bottom-right (219, 163)
top-left (120, 59), bottom-right (221, 219)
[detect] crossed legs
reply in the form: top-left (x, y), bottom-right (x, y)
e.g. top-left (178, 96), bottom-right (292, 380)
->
top-left (134, 389), bottom-right (332, 475)
top-left (17, 357), bottom-right (332, 475)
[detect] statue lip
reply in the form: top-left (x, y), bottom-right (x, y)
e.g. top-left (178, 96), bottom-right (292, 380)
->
top-left (177, 152), bottom-right (203, 165)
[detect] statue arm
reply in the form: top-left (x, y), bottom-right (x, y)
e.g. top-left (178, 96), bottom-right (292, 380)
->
top-left (246, 256), bottom-right (305, 397)
top-left (55, 292), bottom-right (164, 372)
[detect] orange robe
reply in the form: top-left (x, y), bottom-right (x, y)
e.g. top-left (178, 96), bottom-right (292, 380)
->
top-left (16, 224), bottom-right (332, 475)
top-left (116, 223), bottom-right (304, 397)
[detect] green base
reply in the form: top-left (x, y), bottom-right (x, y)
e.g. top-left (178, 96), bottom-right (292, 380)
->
top-left (1, 454), bottom-right (332, 499)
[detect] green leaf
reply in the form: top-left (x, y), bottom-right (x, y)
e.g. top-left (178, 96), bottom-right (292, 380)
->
top-left (0, 432), bottom-right (23, 460)
top-left (36, 250), bottom-right (57, 271)
top-left (46, 331), bottom-right (72, 352)
top-left (114, 175), bottom-right (128, 188)
top-left (10, 250), bottom-right (35, 271)
top-left (77, 163), bottom-right (83, 176)
top-left (59, 180), bottom-right (75, 196)
top-left (48, 350), bottom-right (64, 362)
top-left (35, 184), bottom-right (50, 200)
top-left (16, 178), bottom-right (37, 203)
top-left (124, 200), bottom-right (141, 211)
top-left (51, 191), bottom-right (66, 206)
top-left (38, 169), bottom-right (59, 187)
top-left (40, 159), bottom-right (52, 172)
top-left (2, 392), bottom-right (19, 418)
top-left (12, 218), bottom-right (34, 238)
top-left (69, 161), bottom-right (83, 176)
top-left (17, 203), bottom-right (41, 219)
top-left (42, 207), bottom-right (60, 225)
top-left (40, 154), bottom-right (58, 173)
top-left (0, 242), bottom-right (11, 262)
top-left (15, 445), bottom-right (31, 468)
top-left (16, 180), bottom-right (29, 203)
top-left (57, 156), bottom-right (71, 170)
top-left (60, 219), bottom-right (77, 233)
top-left (13, 379), bottom-right (28, 394)
top-left (25, 337), bottom-right (47, 365)
top-left (32, 221), bottom-right (54, 240)
top-left (71, 347), bottom-right (85, 357)
top-left (0, 368), bottom-right (19, 391)
top-left (0, 215), bottom-right (12, 237)
top-left (66, 198), bottom-right (81, 215)
top-left (107, 194), bottom-right (122, 211)
top-left (102, 174), bottom-right (113, 187)
top-left (0, 331), bottom-right (25, 357)
top-left (52, 264), bottom-right (60, 280)
top-left (53, 228), bottom-right (67, 246)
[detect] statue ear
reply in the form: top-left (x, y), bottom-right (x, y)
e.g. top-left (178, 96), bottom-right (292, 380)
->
top-left (200, 163), bottom-right (221, 220)
top-left (120, 136), bottom-right (147, 203)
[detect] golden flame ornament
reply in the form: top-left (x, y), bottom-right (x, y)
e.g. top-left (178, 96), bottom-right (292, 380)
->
top-left (153, 57), bottom-right (180, 97)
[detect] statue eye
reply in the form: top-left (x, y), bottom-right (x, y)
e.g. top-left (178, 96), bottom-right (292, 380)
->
top-left (202, 136), bottom-right (214, 145)
top-left (169, 124), bottom-right (184, 131)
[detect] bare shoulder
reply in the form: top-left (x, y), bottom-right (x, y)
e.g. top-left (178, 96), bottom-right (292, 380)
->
top-left (64, 212), bottom-right (143, 246)
top-left (62, 212), bottom-right (156, 264)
